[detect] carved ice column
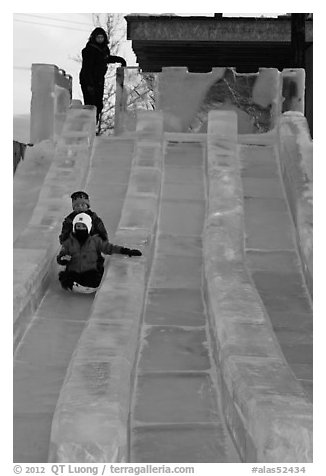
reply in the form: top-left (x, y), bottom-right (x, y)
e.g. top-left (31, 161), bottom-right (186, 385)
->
top-left (281, 68), bottom-right (305, 114)
top-left (30, 64), bottom-right (72, 144)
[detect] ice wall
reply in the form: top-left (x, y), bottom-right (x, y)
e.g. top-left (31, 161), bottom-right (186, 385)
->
top-left (30, 64), bottom-right (72, 144)
top-left (115, 67), bottom-right (305, 135)
top-left (167, 67), bottom-right (281, 133)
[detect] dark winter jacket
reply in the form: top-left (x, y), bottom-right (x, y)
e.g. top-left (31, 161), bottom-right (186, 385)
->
top-left (57, 234), bottom-right (124, 273)
top-left (79, 34), bottom-right (126, 87)
top-left (59, 210), bottom-right (108, 244)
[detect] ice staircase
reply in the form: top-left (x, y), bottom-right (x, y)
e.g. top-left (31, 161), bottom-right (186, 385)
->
top-left (13, 106), bottom-right (312, 463)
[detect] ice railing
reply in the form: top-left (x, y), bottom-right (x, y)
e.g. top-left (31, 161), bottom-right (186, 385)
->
top-left (114, 67), bottom-right (305, 134)
top-left (30, 64), bottom-right (73, 144)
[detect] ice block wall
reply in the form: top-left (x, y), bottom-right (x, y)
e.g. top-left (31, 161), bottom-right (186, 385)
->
top-left (115, 67), bottom-right (304, 135)
top-left (30, 64), bottom-right (72, 144)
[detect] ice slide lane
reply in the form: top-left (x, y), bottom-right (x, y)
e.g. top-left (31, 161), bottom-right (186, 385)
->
top-left (129, 138), bottom-right (241, 462)
top-left (240, 144), bottom-right (313, 402)
top-left (13, 136), bottom-right (135, 462)
top-left (48, 120), bottom-right (241, 463)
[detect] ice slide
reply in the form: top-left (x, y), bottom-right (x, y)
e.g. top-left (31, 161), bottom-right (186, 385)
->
top-left (13, 107), bottom-right (312, 463)
top-left (13, 107), bottom-right (135, 461)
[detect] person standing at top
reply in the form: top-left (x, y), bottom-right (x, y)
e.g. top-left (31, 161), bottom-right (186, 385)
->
top-left (79, 27), bottom-right (126, 124)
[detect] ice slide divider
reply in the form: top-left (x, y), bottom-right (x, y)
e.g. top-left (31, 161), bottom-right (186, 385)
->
top-left (48, 111), bottom-right (164, 462)
top-left (277, 112), bottom-right (313, 298)
top-left (13, 105), bottom-right (97, 352)
top-left (203, 110), bottom-right (312, 462)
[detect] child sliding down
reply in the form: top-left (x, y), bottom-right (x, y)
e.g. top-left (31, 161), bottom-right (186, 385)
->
top-left (57, 212), bottom-right (142, 292)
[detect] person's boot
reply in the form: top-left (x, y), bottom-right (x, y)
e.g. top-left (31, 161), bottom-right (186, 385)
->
top-left (59, 271), bottom-right (74, 291)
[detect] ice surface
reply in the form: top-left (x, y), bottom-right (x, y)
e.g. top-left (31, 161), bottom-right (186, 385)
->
top-left (128, 168), bottom-right (162, 196)
top-left (119, 196), bottom-right (158, 231)
top-left (164, 142), bottom-right (204, 167)
top-left (156, 233), bottom-right (202, 258)
top-left (139, 326), bottom-right (210, 371)
top-left (150, 254), bottom-right (203, 289)
top-left (144, 288), bottom-right (206, 326)
top-left (130, 425), bottom-right (232, 463)
top-left (133, 373), bottom-right (217, 423)
top-left (133, 144), bottom-right (162, 168)
top-left (159, 198), bottom-right (205, 236)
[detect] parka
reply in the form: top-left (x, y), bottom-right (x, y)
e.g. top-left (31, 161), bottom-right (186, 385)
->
top-left (79, 27), bottom-right (126, 88)
top-left (57, 234), bottom-right (124, 274)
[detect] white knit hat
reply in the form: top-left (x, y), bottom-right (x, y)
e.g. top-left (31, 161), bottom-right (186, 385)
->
top-left (72, 213), bottom-right (92, 233)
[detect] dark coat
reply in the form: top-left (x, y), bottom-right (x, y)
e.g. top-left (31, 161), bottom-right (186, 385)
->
top-left (59, 210), bottom-right (108, 244)
top-left (79, 41), bottom-right (126, 87)
top-left (57, 234), bottom-right (123, 273)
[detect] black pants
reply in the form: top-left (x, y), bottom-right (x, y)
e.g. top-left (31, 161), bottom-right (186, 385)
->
top-left (80, 82), bottom-right (104, 123)
top-left (59, 268), bottom-right (104, 290)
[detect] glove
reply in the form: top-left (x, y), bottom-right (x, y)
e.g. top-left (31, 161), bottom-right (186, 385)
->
top-left (57, 254), bottom-right (72, 265)
top-left (120, 247), bottom-right (142, 257)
